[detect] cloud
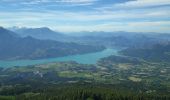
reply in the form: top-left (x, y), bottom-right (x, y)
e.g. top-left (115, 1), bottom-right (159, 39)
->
top-left (48, 21), bottom-right (170, 33)
top-left (132, 0), bottom-right (170, 7)
top-left (1, 0), bottom-right (97, 6)
top-left (1, 6), bottom-right (169, 22)
top-left (58, 0), bottom-right (97, 3)
top-left (0, 0), bottom-right (170, 33)
top-left (107, 0), bottom-right (170, 9)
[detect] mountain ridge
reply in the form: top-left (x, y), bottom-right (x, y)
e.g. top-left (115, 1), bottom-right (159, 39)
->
top-left (10, 27), bottom-right (67, 41)
top-left (0, 27), bottom-right (105, 60)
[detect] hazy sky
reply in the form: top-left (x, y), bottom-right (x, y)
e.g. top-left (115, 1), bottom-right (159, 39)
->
top-left (0, 0), bottom-right (170, 33)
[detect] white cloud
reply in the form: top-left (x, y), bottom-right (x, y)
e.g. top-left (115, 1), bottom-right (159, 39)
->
top-left (58, 0), bottom-right (97, 3)
top-left (2, 0), bottom-right (97, 5)
top-left (0, 6), bottom-right (170, 33)
top-left (114, 0), bottom-right (170, 9)
top-left (49, 21), bottom-right (170, 33)
top-left (0, 0), bottom-right (170, 33)
top-left (1, 7), bottom-right (170, 23)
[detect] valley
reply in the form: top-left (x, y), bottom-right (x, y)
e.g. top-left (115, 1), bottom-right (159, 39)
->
top-left (1, 0), bottom-right (170, 99)
top-left (0, 54), bottom-right (170, 99)
top-left (0, 27), bottom-right (170, 100)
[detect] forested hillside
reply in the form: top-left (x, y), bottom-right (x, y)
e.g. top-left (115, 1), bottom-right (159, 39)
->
top-left (121, 43), bottom-right (170, 62)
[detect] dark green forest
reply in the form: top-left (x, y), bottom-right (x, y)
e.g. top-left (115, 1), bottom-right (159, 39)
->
top-left (0, 84), bottom-right (170, 100)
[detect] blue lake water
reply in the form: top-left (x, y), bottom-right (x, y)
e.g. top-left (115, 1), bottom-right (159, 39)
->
top-left (0, 48), bottom-right (120, 68)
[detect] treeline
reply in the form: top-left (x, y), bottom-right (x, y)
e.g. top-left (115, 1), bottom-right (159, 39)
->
top-left (0, 84), bottom-right (168, 100)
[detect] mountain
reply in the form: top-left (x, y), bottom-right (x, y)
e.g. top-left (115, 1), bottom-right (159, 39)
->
top-left (0, 27), bottom-right (19, 38)
top-left (71, 31), bottom-right (170, 48)
top-left (0, 27), bottom-right (105, 60)
top-left (10, 27), bottom-right (68, 41)
top-left (121, 43), bottom-right (170, 62)
top-left (10, 28), bottom-right (170, 48)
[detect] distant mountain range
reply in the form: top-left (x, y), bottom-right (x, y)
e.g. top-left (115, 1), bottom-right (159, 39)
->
top-left (9, 27), bottom-right (69, 41)
top-left (6, 26), bottom-right (170, 56)
top-left (9, 27), bottom-right (170, 48)
top-left (70, 32), bottom-right (167, 48)
top-left (0, 27), bottom-right (105, 60)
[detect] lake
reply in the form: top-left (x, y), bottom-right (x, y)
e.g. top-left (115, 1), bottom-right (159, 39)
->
top-left (0, 48), bottom-right (120, 68)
